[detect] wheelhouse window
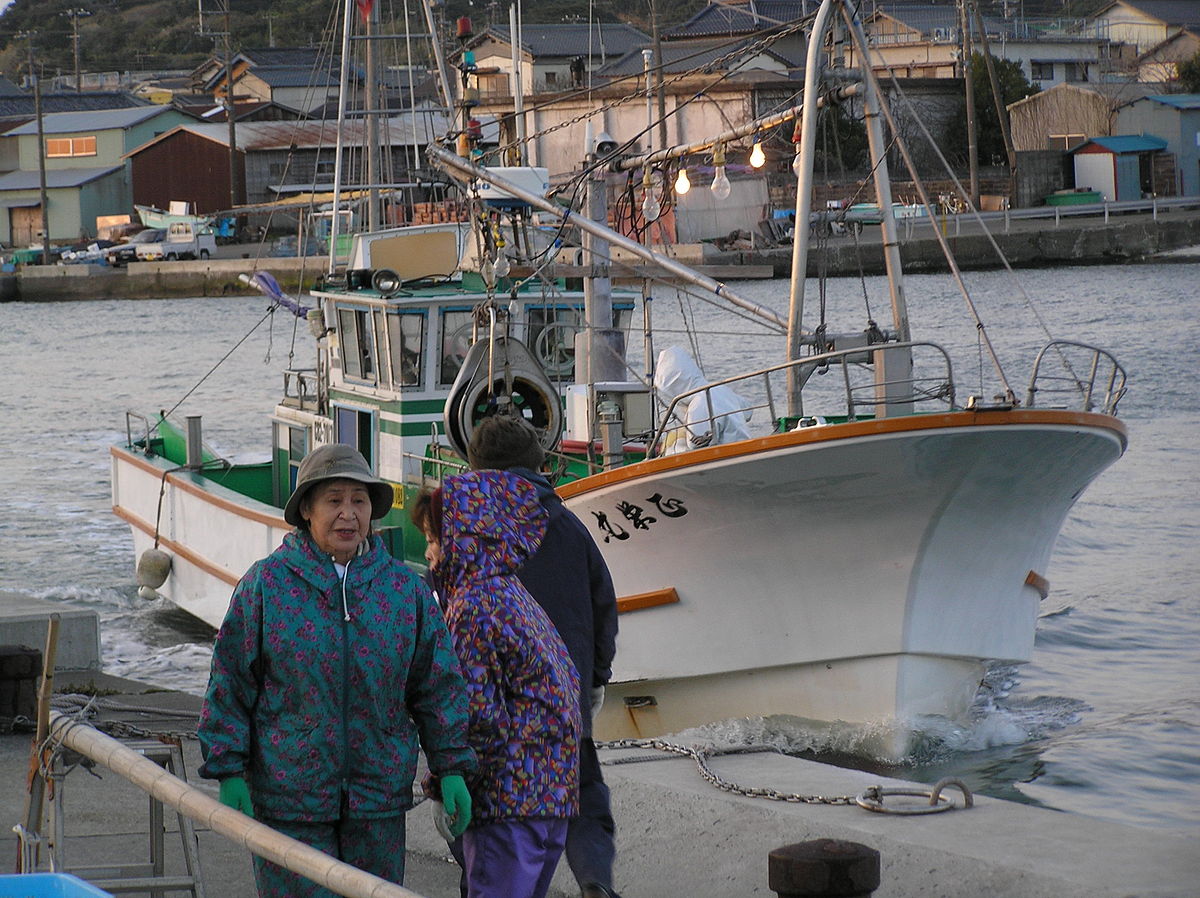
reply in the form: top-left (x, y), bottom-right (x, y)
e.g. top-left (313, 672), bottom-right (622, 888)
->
top-left (439, 308), bottom-right (475, 385)
top-left (525, 303), bottom-right (635, 379)
top-left (45, 136), bottom-right (97, 158)
top-left (388, 311), bottom-right (426, 387)
top-left (374, 310), bottom-right (391, 390)
top-left (337, 307), bottom-right (376, 382)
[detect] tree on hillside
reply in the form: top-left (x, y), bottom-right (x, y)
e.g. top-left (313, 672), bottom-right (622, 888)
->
top-left (1179, 50), bottom-right (1200, 93)
top-left (944, 52), bottom-right (1037, 168)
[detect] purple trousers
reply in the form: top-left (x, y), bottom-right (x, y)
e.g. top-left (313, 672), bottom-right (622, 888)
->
top-left (461, 818), bottom-right (568, 898)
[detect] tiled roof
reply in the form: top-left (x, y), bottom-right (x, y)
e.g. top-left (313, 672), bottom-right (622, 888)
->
top-left (482, 23), bottom-right (649, 59)
top-left (5, 105), bottom-right (178, 136)
top-left (598, 37), bottom-right (795, 77)
top-left (867, 4), bottom-right (1015, 38)
top-left (665, 1), bottom-right (811, 38)
top-left (1096, 1), bottom-right (1200, 31)
top-left (248, 65), bottom-right (341, 88)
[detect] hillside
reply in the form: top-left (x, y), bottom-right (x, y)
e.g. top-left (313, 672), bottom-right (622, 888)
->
top-left (0, 0), bottom-right (1109, 85)
top-left (0, 0), bottom-right (707, 83)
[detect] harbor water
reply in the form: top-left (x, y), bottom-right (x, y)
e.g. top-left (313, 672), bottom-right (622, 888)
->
top-left (2, 260), bottom-right (1197, 833)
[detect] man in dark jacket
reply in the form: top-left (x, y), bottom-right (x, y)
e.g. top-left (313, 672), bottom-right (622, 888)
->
top-left (468, 414), bottom-right (621, 898)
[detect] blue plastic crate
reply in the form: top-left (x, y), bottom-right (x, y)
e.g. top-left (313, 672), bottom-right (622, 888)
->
top-left (0, 874), bottom-right (112, 898)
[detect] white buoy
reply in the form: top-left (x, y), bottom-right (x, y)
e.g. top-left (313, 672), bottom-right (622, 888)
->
top-left (136, 547), bottom-right (172, 593)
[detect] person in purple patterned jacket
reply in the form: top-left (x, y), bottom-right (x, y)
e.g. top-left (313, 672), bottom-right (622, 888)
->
top-left (198, 444), bottom-right (476, 897)
top-left (413, 469), bottom-right (581, 898)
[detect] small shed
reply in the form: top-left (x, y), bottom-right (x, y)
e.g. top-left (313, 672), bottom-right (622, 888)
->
top-left (1071, 134), bottom-right (1167, 201)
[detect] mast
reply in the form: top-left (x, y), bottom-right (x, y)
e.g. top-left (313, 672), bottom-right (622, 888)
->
top-left (365, 1), bottom-right (380, 232)
top-left (788, 0), bottom-right (912, 417)
top-left (785, 0), bottom-right (839, 414)
top-left (329, 0), bottom-right (356, 274)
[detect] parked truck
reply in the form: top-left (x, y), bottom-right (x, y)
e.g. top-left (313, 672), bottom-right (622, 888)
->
top-left (135, 221), bottom-right (217, 261)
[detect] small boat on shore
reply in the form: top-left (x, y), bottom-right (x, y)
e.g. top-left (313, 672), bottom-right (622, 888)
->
top-left (110, 0), bottom-right (1127, 758)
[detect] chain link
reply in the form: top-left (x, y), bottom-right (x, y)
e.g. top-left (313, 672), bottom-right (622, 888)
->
top-left (596, 738), bottom-right (857, 806)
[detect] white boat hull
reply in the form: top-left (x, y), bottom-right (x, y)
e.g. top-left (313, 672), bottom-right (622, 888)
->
top-left (111, 409), bottom-right (1125, 750)
top-left (110, 448), bottom-right (290, 628)
top-left (563, 410), bottom-right (1126, 741)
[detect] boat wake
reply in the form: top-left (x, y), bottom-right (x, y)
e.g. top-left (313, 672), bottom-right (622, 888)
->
top-left (666, 665), bottom-right (1089, 769)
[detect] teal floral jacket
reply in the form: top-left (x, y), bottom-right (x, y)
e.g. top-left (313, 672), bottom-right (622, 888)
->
top-left (198, 529), bottom-right (475, 821)
top-left (434, 470), bottom-right (581, 824)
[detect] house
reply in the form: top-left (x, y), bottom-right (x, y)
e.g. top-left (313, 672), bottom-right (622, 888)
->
top-left (1083, 0), bottom-right (1200, 55)
top-left (126, 112), bottom-right (452, 217)
top-left (0, 105), bottom-right (194, 245)
top-left (1116, 94), bottom-right (1200, 194)
top-left (1134, 27), bottom-right (1200, 82)
top-left (192, 48), bottom-right (343, 115)
top-left (850, 3), bottom-right (1125, 87)
top-left (662, 0), bottom-right (811, 66)
top-left (1071, 134), bottom-right (1168, 200)
top-left (1007, 81), bottom-right (1171, 151)
top-left (460, 23), bottom-right (650, 98)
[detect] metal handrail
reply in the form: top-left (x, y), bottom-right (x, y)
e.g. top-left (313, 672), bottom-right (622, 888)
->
top-left (124, 411), bottom-right (154, 453)
top-left (647, 341), bottom-right (956, 458)
top-left (1024, 340), bottom-right (1128, 414)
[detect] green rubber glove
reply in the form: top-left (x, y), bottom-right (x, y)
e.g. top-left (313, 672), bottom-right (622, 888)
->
top-left (219, 776), bottom-right (254, 818)
top-left (439, 774), bottom-right (471, 838)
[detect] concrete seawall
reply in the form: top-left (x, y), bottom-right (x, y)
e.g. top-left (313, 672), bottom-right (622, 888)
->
top-left (710, 208), bottom-right (1200, 277)
top-left (5, 209), bottom-right (1199, 302)
top-left (8, 255), bottom-right (326, 302)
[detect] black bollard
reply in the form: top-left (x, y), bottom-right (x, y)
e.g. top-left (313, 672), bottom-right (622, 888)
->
top-left (768, 839), bottom-right (881, 897)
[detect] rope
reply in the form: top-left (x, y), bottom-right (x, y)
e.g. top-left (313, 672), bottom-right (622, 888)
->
top-left (161, 304), bottom-right (281, 422)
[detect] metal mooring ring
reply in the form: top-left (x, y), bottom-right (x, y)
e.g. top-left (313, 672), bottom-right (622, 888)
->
top-left (855, 778), bottom-right (974, 815)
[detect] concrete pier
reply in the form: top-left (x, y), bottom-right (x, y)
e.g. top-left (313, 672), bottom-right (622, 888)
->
top-left (1, 670), bottom-right (1194, 898)
top-left (0, 594), bottom-right (100, 672)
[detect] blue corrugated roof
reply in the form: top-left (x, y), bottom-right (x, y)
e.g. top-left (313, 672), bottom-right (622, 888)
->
top-left (0, 165), bottom-right (123, 190)
top-left (1146, 94), bottom-right (1200, 110)
top-left (1074, 134), bottom-right (1168, 153)
top-left (5, 105), bottom-right (173, 136)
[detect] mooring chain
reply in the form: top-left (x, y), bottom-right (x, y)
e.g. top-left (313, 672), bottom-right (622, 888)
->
top-left (50, 694), bottom-right (200, 743)
top-left (596, 738), bottom-right (857, 806)
top-left (595, 738), bottom-right (972, 814)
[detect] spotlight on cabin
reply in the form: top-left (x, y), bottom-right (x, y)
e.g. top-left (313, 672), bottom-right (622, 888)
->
top-left (372, 268), bottom-right (403, 296)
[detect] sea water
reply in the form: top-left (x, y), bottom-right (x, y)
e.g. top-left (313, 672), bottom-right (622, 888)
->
top-left (1, 261), bottom-right (1196, 832)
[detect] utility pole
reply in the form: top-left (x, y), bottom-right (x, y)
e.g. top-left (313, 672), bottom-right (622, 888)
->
top-left (970, 0), bottom-right (1017, 203)
top-left (959, 0), bottom-right (979, 207)
top-left (65, 9), bottom-right (91, 93)
top-left (21, 33), bottom-right (52, 264)
top-left (199, 1), bottom-right (242, 211)
top-left (649, 0), bottom-right (668, 152)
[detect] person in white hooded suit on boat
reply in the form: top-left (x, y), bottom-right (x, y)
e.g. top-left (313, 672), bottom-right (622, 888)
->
top-left (653, 346), bottom-right (753, 454)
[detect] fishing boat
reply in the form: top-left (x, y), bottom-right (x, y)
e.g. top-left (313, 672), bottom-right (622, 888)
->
top-left (111, 0), bottom-right (1127, 757)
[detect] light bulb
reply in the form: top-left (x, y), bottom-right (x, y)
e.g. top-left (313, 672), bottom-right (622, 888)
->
top-left (493, 253), bottom-right (511, 278)
top-left (710, 165), bottom-right (731, 200)
top-left (792, 149), bottom-right (804, 177)
top-left (641, 188), bottom-right (661, 221)
top-left (749, 141), bottom-right (766, 168)
top-left (674, 168), bottom-right (691, 195)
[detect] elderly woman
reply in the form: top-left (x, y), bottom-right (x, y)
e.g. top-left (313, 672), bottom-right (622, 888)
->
top-left (198, 444), bottom-right (475, 897)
